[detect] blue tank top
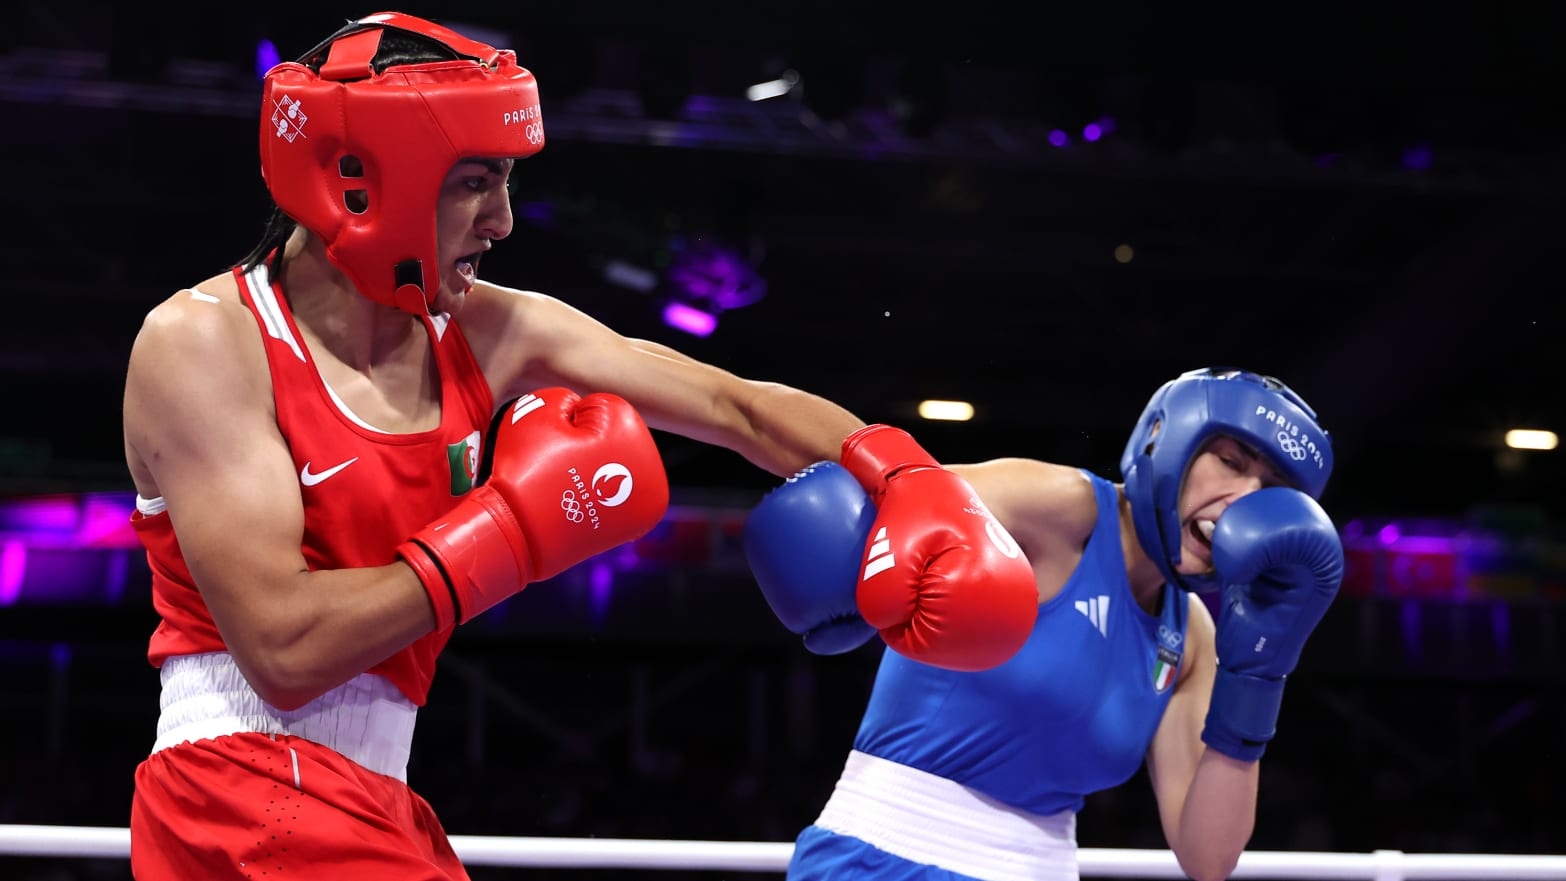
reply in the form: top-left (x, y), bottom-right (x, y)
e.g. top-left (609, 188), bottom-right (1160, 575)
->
top-left (852, 471), bottom-right (1189, 816)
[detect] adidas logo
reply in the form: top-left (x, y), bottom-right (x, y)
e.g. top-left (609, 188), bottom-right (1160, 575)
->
top-left (1075, 594), bottom-right (1110, 638)
top-left (510, 392), bottom-right (547, 423)
top-left (863, 527), bottom-right (894, 580)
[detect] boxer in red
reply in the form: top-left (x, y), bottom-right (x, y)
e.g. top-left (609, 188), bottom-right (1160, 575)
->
top-left (121, 12), bottom-right (1037, 878)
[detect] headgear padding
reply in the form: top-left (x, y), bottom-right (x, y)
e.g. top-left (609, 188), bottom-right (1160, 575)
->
top-left (1119, 367), bottom-right (1333, 593)
top-left (259, 12), bottom-right (544, 315)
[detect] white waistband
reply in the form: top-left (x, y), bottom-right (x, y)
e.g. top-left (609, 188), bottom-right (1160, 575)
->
top-left (152, 652), bottom-right (417, 782)
top-left (814, 751), bottom-right (1079, 881)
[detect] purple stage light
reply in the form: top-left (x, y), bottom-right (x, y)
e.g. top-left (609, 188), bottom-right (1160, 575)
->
top-left (1383, 534), bottom-right (1457, 555)
top-left (0, 496), bottom-right (79, 533)
top-left (0, 492), bottom-right (140, 548)
top-left (1402, 144), bottom-right (1434, 171)
top-left (1047, 129), bottom-right (1069, 148)
top-left (1, 541), bottom-right (23, 607)
top-left (1082, 123), bottom-right (1103, 142)
top-left (81, 495), bottom-right (135, 547)
top-left (662, 301), bottom-right (718, 337)
top-left (665, 242), bottom-right (768, 311)
top-left (256, 40), bottom-right (281, 80)
top-left (1378, 523), bottom-right (1401, 545)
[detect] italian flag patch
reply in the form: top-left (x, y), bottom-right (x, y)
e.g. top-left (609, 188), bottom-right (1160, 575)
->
top-left (1153, 645), bottom-right (1180, 693)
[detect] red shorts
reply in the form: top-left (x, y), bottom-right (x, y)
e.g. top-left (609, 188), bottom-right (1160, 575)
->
top-left (130, 732), bottom-right (468, 881)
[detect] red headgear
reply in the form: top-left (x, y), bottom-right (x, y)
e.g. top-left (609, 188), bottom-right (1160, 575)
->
top-left (258, 12), bottom-right (545, 314)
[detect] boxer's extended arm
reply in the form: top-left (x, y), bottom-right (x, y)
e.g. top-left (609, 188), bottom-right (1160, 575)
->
top-left (457, 285), bottom-right (865, 478)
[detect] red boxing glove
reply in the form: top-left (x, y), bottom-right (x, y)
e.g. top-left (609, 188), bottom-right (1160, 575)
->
top-left (840, 424), bottom-right (1038, 671)
top-left (399, 389), bottom-right (670, 630)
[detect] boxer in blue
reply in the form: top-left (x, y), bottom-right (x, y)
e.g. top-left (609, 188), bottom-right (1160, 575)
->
top-left (744, 367), bottom-right (1345, 881)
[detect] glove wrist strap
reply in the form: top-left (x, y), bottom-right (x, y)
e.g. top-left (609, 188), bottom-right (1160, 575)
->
top-left (399, 487), bottom-right (535, 629)
top-left (1201, 667), bottom-right (1287, 762)
top-left (841, 425), bottom-right (936, 494)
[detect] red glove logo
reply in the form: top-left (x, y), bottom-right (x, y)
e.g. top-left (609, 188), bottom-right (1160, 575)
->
top-left (510, 393), bottom-right (548, 423)
top-left (967, 496), bottom-right (1023, 561)
top-left (591, 463), bottom-right (635, 507)
top-left (862, 527), bottom-right (896, 580)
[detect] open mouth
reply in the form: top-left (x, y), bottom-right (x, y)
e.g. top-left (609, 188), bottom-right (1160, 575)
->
top-left (455, 252), bottom-right (481, 288)
top-left (1190, 519), bottom-right (1215, 549)
top-left (1187, 519), bottom-right (1216, 573)
top-left (1183, 519), bottom-right (1221, 575)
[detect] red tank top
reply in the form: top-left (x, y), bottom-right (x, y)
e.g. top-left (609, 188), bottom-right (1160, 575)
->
top-left (133, 262), bottom-right (496, 705)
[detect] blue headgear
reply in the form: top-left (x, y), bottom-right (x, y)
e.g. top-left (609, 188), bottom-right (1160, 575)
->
top-left (1119, 367), bottom-right (1333, 593)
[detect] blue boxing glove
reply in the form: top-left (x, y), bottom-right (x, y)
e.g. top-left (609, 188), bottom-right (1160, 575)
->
top-left (1203, 487), bottom-right (1343, 761)
top-left (743, 462), bottom-right (878, 655)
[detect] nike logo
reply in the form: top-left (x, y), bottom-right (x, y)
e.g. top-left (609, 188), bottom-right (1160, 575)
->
top-left (300, 457), bottom-right (359, 486)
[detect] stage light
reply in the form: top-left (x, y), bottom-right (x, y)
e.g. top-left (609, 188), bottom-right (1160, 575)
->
top-left (1, 541), bottom-right (22, 607)
top-left (662, 301), bottom-right (718, 337)
top-left (603, 260), bottom-right (659, 293)
top-left (656, 236), bottom-right (766, 337)
top-left (747, 70), bottom-right (800, 102)
top-left (665, 241), bottom-right (767, 311)
top-left (255, 40), bottom-right (280, 79)
top-left (1504, 429), bottom-right (1558, 451)
top-left (918, 400), bottom-right (975, 422)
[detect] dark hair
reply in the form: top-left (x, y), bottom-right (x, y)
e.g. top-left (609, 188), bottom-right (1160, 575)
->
top-left (236, 26), bottom-right (465, 273)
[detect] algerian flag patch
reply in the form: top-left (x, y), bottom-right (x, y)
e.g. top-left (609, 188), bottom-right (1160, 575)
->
top-left (448, 430), bottom-right (482, 495)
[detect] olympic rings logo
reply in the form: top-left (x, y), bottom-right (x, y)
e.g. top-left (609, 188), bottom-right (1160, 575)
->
top-left (560, 491), bottom-right (585, 522)
top-left (1276, 430), bottom-right (1309, 461)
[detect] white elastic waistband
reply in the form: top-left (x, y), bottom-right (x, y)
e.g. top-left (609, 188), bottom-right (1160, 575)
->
top-left (152, 652), bottom-right (417, 782)
top-left (814, 750), bottom-right (1079, 881)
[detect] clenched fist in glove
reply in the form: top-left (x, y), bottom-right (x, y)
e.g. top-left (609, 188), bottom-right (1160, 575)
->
top-left (398, 388), bottom-right (670, 631)
top-left (1202, 486), bottom-right (1343, 761)
top-left (840, 425), bottom-right (1039, 672)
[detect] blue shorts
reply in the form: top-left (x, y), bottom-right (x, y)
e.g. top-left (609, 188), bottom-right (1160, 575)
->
top-left (787, 824), bottom-right (986, 881)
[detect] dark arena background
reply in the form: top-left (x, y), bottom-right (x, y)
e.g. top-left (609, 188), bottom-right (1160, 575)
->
top-left (1, 2), bottom-right (1563, 879)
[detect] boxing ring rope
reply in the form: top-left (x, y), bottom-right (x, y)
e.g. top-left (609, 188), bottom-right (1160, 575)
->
top-left (3, 826), bottom-right (1565, 879)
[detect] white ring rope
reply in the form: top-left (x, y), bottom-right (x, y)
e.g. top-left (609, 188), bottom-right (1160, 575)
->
top-left (2, 826), bottom-right (1564, 878)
